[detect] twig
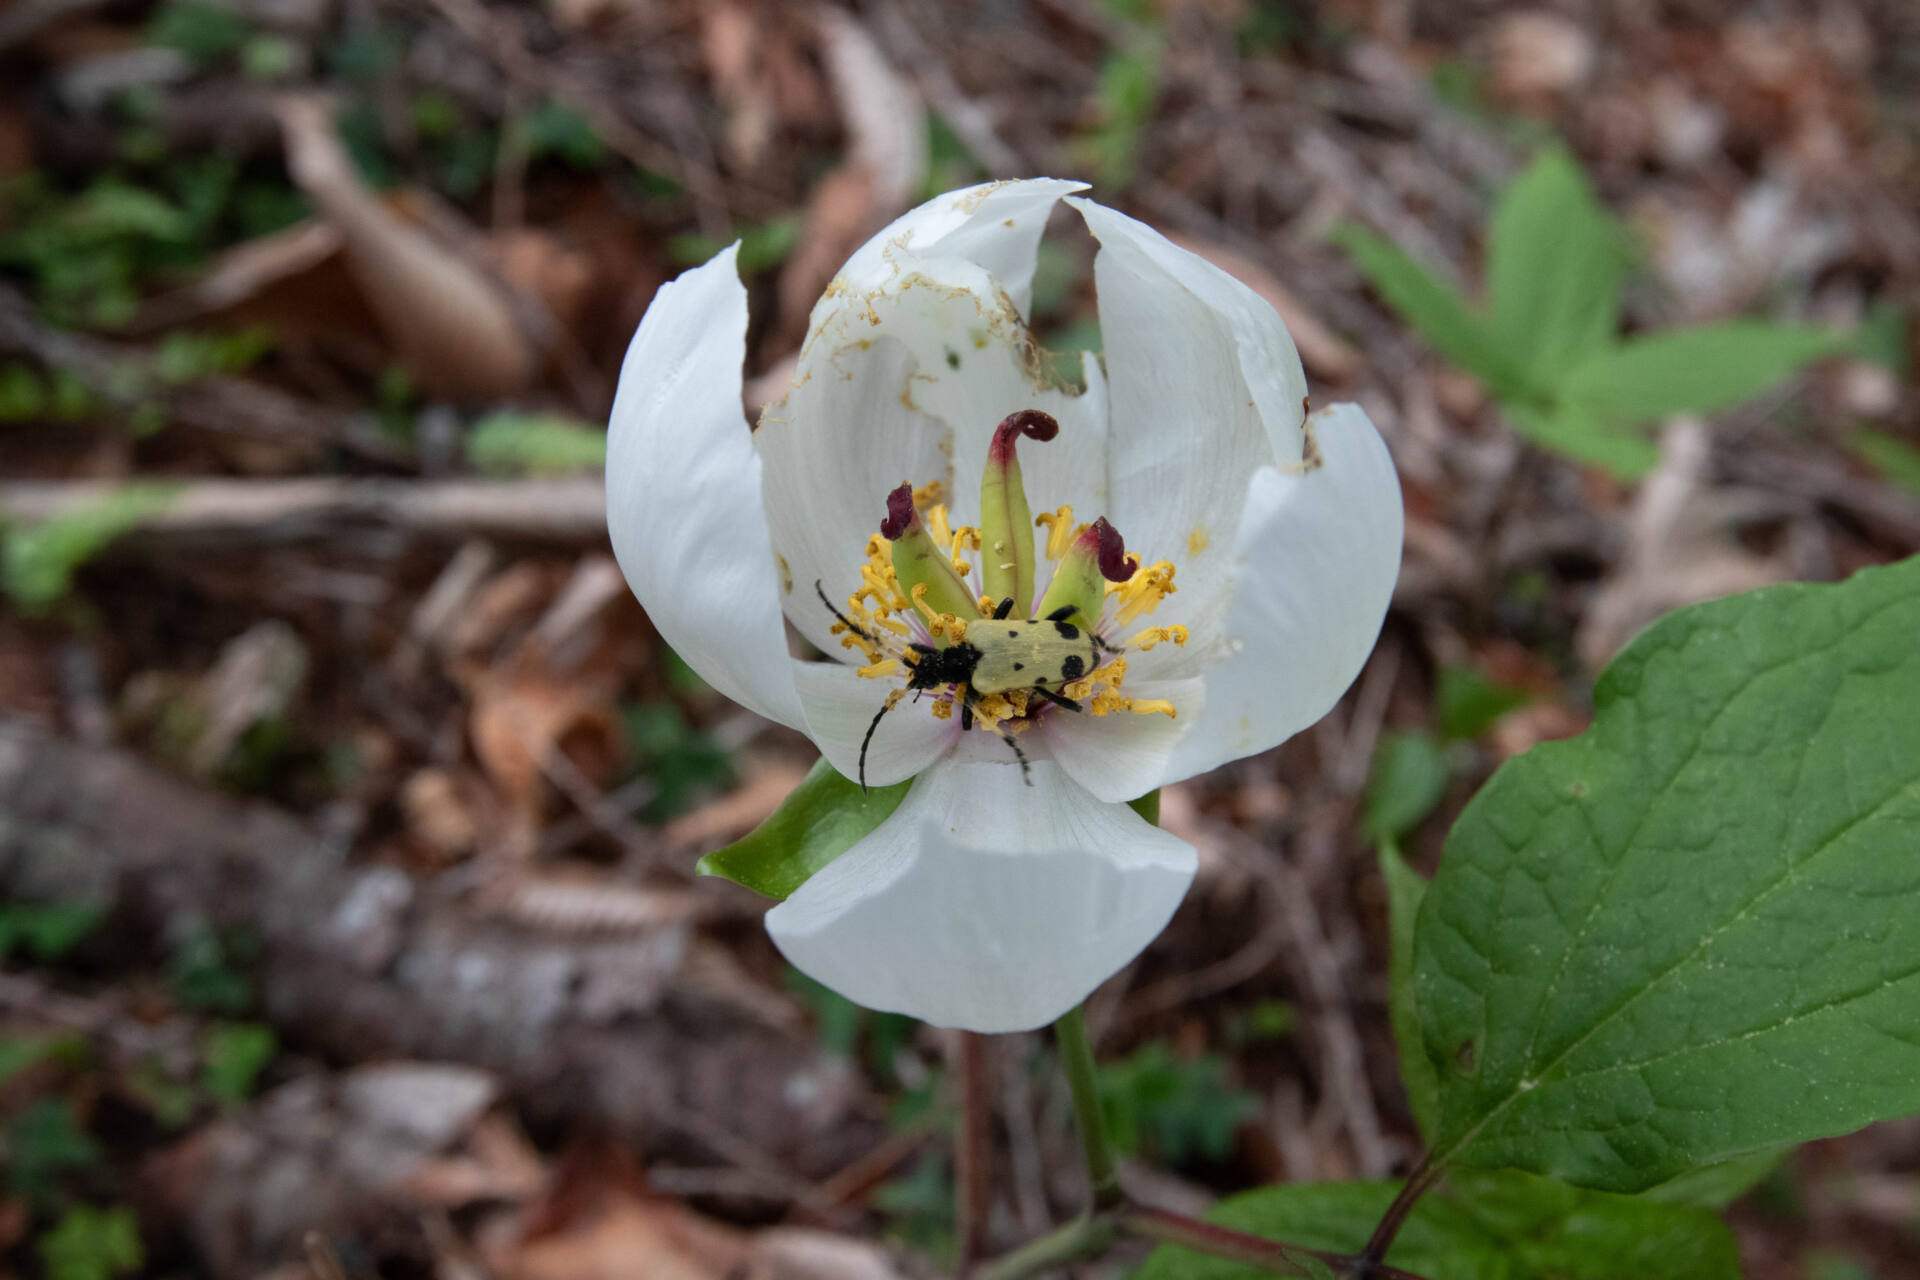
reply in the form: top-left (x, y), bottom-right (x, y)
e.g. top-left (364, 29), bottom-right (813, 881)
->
top-left (956, 1031), bottom-right (993, 1268)
top-left (1357, 1157), bottom-right (1445, 1274)
top-left (0, 476), bottom-right (609, 546)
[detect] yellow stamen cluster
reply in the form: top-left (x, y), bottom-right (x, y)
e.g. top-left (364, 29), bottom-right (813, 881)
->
top-left (1129, 625), bottom-right (1189, 651)
top-left (1111, 559), bottom-right (1177, 625)
top-left (1060, 654), bottom-right (1177, 720)
top-left (1035, 505), bottom-right (1080, 562)
top-left (833, 470), bottom-right (1186, 732)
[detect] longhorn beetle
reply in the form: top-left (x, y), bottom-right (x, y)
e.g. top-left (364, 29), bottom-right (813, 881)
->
top-left (814, 581), bottom-right (1118, 789)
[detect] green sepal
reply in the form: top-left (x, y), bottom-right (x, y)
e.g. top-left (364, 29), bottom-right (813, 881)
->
top-left (696, 757), bottom-right (912, 900)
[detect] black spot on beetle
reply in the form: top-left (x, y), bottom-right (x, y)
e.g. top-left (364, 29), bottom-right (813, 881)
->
top-left (1053, 621), bottom-right (1079, 640)
top-left (1008, 629), bottom-right (1019, 638)
top-left (1012, 661), bottom-right (1025, 671)
top-left (1060, 653), bottom-right (1086, 680)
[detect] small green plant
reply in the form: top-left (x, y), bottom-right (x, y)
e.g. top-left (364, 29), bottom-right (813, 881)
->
top-left (1, 485), bottom-right (178, 615)
top-left (1096, 1043), bottom-right (1258, 1166)
top-left (39, 1205), bottom-right (144, 1280)
top-left (200, 1022), bottom-right (277, 1103)
top-left (666, 215), bottom-right (802, 274)
top-left (1335, 148), bottom-right (1842, 478)
top-left (0, 902), bottom-right (105, 963)
top-left (465, 412), bottom-right (607, 476)
top-left (166, 923), bottom-right (257, 1015)
top-left (1075, 32), bottom-right (1161, 189)
top-left (6, 1100), bottom-right (102, 1208)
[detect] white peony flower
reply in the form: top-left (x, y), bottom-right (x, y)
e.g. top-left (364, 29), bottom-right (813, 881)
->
top-left (607, 179), bottom-right (1402, 1033)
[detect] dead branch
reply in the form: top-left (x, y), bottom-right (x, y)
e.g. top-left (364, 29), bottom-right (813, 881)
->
top-left (0, 717), bottom-right (878, 1179)
top-left (0, 476), bottom-right (607, 546)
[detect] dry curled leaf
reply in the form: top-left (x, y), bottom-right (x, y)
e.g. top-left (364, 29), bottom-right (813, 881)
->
top-left (274, 96), bottom-right (535, 400)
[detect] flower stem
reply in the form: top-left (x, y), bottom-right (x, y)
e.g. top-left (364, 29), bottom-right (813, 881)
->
top-left (1053, 1004), bottom-right (1122, 1212)
top-left (973, 1214), bottom-right (1114, 1280)
top-left (955, 1031), bottom-right (991, 1268)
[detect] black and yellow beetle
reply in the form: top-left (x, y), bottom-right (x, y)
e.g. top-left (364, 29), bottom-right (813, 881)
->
top-left (814, 582), bottom-right (1116, 789)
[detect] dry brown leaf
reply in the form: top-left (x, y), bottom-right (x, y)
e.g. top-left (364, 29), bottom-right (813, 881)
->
top-left (771, 11), bottom-right (926, 349)
top-left (1164, 233), bottom-right (1363, 382)
top-left (274, 96), bottom-right (535, 400)
top-left (702, 2), bottom-right (774, 170)
top-left (499, 1182), bottom-right (751, 1280)
top-left (1578, 419), bottom-right (1785, 666)
top-left (1488, 11), bottom-right (1595, 101)
top-left (662, 761), bottom-right (810, 851)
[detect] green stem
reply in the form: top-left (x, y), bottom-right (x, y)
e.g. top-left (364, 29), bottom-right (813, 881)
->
top-left (973, 1214), bottom-right (1114, 1280)
top-left (1054, 1004), bottom-right (1122, 1212)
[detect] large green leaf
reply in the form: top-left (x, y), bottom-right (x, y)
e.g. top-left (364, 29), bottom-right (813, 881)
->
top-left (1561, 321), bottom-right (1841, 423)
top-left (1487, 149), bottom-right (1625, 386)
top-left (1332, 224), bottom-right (1533, 400)
top-left (1133, 1169), bottom-right (1741, 1280)
top-left (696, 757), bottom-right (910, 899)
top-left (1382, 846), bottom-right (1441, 1141)
top-left (1416, 557), bottom-right (1920, 1191)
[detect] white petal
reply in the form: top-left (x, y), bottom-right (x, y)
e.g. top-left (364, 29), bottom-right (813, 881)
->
top-left (754, 335), bottom-right (954, 657)
top-left (791, 660), bottom-right (957, 789)
top-left (1068, 197), bottom-right (1310, 644)
top-left (1162, 404), bottom-right (1403, 784)
top-left (788, 178), bottom-right (1109, 539)
top-left (766, 759), bottom-right (1196, 1032)
top-left (1039, 676), bottom-right (1206, 804)
top-left (606, 246), bottom-right (806, 732)
top-left (828, 178), bottom-right (1089, 320)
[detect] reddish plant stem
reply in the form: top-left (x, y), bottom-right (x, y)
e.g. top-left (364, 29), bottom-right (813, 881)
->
top-left (1123, 1205), bottom-right (1432, 1280)
top-left (956, 1030), bottom-right (991, 1270)
top-left (1356, 1156), bottom-right (1444, 1274)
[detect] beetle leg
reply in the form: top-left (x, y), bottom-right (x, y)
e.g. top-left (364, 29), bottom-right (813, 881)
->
top-left (998, 728), bottom-right (1033, 786)
top-left (1030, 686), bottom-right (1083, 714)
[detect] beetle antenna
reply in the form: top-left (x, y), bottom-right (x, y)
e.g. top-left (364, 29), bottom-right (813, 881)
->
top-left (815, 578), bottom-right (879, 644)
top-left (993, 596), bottom-right (1014, 620)
top-left (857, 689), bottom-right (904, 792)
top-left (998, 729), bottom-right (1033, 785)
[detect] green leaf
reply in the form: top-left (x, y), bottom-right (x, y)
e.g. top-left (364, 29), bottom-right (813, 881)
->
top-left (0, 1036), bottom-right (56, 1086)
top-left (1504, 404), bottom-right (1661, 480)
top-left (7, 1099), bottom-right (101, 1206)
top-left (0, 901), bottom-right (105, 961)
top-left (1852, 429), bottom-right (1920, 500)
top-left (1, 485), bottom-right (178, 613)
top-left (1331, 224), bottom-right (1533, 400)
top-left (1561, 321), bottom-right (1841, 424)
top-left (39, 1205), bottom-right (143, 1280)
top-left (465, 412), bottom-right (606, 476)
top-left (1134, 1168), bottom-right (1741, 1280)
top-left (1381, 848), bottom-right (1440, 1141)
top-left (1416, 557), bottom-right (1920, 1192)
top-left (1438, 666), bottom-right (1531, 742)
top-left (697, 757), bottom-right (912, 900)
top-left (1096, 1043), bottom-right (1258, 1165)
top-left (1364, 731), bottom-right (1450, 845)
top-left (1486, 149), bottom-right (1625, 386)
top-left (201, 1023), bottom-right (276, 1103)
top-left (1640, 1146), bottom-right (1788, 1208)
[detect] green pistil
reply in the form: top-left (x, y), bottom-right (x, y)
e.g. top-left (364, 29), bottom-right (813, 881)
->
top-left (979, 410), bottom-right (1057, 618)
top-left (881, 483), bottom-right (981, 623)
top-left (1038, 516), bottom-right (1134, 630)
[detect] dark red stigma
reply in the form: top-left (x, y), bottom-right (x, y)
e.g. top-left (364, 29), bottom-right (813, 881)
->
top-left (989, 409), bottom-right (1060, 462)
top-left (1092, 517), bottom-right (1135, 582)
top-left (880, 482), bottom-right (916, 540)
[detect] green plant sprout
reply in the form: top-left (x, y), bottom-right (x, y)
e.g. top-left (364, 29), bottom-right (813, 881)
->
top-left (1336, 148), bottom-right (1843, 478)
